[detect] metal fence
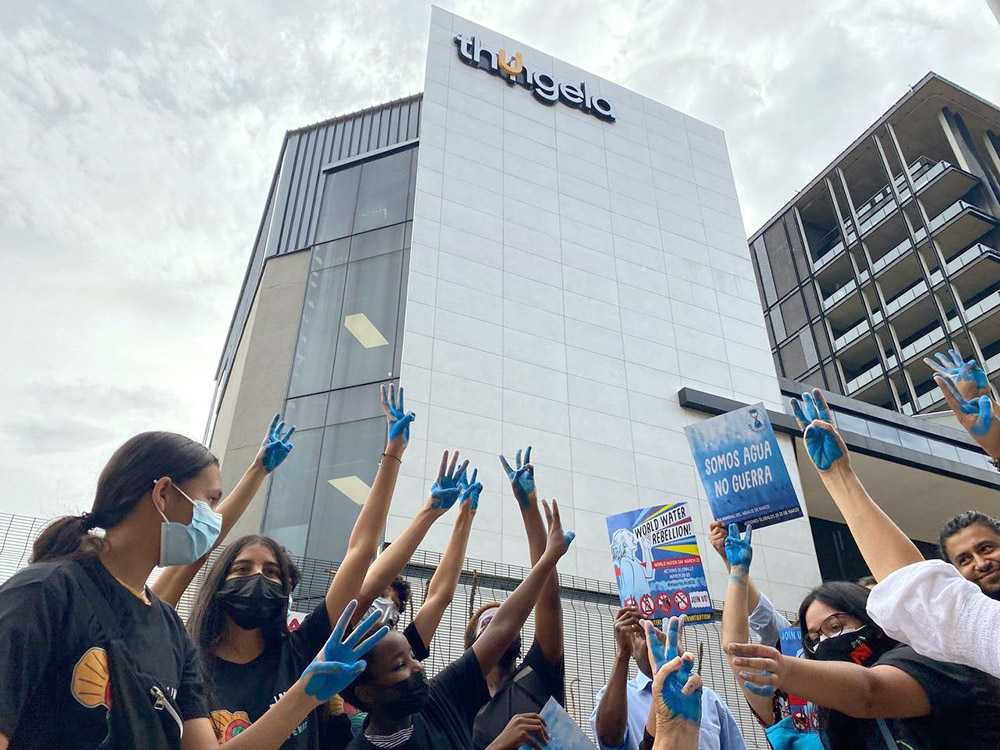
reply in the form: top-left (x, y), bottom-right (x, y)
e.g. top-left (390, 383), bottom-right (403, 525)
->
top-left (1, 513), bottom-right (775, 748)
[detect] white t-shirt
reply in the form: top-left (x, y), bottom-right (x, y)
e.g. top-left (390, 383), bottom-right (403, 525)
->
top-left (867, 559), bottom-right (1000, 679)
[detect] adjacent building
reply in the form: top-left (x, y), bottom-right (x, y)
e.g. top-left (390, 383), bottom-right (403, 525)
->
top-left (748, 73), bottom-right (1000, 416)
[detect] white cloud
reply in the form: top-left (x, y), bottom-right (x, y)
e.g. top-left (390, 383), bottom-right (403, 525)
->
top-left (0, 0), bottom-right (998, 519)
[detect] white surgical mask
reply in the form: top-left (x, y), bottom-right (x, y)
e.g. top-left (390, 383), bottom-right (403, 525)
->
top-left (155, 482), bottom-right (222, 567)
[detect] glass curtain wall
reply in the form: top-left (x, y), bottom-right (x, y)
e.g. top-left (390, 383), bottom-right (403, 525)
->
top-left (263, 146), bottom-right (416, 561)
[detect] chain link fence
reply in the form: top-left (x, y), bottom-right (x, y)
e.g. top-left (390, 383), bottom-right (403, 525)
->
top-left (1, 513), bottom-right (776, 748)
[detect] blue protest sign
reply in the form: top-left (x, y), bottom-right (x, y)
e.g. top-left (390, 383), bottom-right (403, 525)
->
top-left (605, 502), bottom-right (713, 623)
top-left (518, 696), bottom-right (596, 750)
top-left (684, 403), bottom-right (803, 529)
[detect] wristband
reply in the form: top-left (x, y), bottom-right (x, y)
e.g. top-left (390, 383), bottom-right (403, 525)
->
top-left (381, 453), bottom-right (402, 465)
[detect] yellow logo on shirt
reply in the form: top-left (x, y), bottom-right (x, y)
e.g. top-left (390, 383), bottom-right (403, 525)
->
top-left (212, 710), bottom-right (252, 743)
top-left (71, 647), bottom-right (111, 709)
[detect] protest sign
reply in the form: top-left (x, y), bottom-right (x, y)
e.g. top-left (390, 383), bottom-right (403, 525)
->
top-left (684, 402), bottom-right (803, 528)
top-left (518, 696), bottom-right (596, 750)
top-left (779, 627), bottom-right (819, 733)
top-left (605, 502), bottom-right (713, 623)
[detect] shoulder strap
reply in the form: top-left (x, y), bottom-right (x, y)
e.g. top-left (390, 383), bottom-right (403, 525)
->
top-left (875, 718), bottom-right (897, 749)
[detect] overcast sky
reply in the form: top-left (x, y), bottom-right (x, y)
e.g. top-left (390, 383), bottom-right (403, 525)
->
top-left (1, 0), bottom-right (998, 520)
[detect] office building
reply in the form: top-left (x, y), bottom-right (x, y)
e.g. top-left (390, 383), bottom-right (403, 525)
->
top-left (207, 7), bottom-right (824, 615)
top-left (748, 73), bottom-right (1000, 416)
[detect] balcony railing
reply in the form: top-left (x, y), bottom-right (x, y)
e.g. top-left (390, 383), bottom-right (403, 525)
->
top-left (845, 363), bottom-right (883, 393)
top-left (986, 351), bottom-right (1000, 374)
top-left (871, 231), bottom-right (924, 274)
top-left (834, 311), bottom-right (883, 350)
top-left (947, 243), bottom-right (996, 275)
top-left (914, 388), bottom-right (943, 411)
top-left (930, 200), bottom-right (976, 232)
top-left (963, 290), bottom-right (1000, 322)
top-left (822, 279), bottom-right (858, 310)
top-left (899, 326), bottom-right (945, 361)
top-left (884, 282), bottom-right (929, 317)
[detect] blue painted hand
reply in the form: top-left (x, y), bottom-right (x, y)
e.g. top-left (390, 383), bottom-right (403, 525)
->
top-left (936, 375), bottom-right (994, 437)
top-left (924, 348), bottom-right (989, 400)
top-left (499, 445), bottom-right (535, 509)
top-left (381, 382), bottom-right (416, 446)
top-left (260, 414), bottom-right (295, 473)
top-left (541, 498), bottom-right (575, 555)
top-left (645, 620), bottom-right (702, 726)
top-left (725, 523), bottom-right (753, 577)
top-left (301, 600), bottom-right (388, 701)
top-left (430, 450), bottom-right (468, 511)
top-left (790, 389), bottom-right (846, 472)
top-left (728, 642), bottom-right (783, 700)
top-left (458, 468), bottom-right (483, 512)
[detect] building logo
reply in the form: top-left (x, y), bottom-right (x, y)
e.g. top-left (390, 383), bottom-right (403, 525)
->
top-left (454, 34), bottom-right (616, 123)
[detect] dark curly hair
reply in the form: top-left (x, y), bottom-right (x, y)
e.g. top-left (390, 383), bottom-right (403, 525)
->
top-left (939, 511), bottom-right (1000, 561)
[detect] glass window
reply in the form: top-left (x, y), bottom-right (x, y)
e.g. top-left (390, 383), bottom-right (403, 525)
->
top-left (867, 420), bottom-right (901, 446)
top-left (262, 428), bottom-right (324, 557)
top-left (315, 166), bottom-right (361, 243)
top-left (305, 418), bottom-right (386, 561)
top-left (350, 223), bottom-right (407, 262)
top-left (311, 238), bottom-right (351, 270)
top-left (331, 251), bottom-right (404, 389)
top-left (927, 440), bottom-right (959, 462)
top-left (327, 382), bottom-right (389, 426)
top-left (288, 265), bottom-right (349, 397)
top-left (283, 393), bottom-right (330, 431)
top-left (354, 150), bottom-right (412, 234)
top-left (834, 411), bottom-right (870, 437)
top-left (897, 430), bottom-right (931, 454)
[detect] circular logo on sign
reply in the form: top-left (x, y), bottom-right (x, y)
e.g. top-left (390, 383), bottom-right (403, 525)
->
top-left (656, 592), bottom-right (673, 615)
top-left (639, 594), bottom-right (656, 618)
top-left (673, 591), bottom-right (690, 612)
top-left (624, 596), bottom-right (638, 610)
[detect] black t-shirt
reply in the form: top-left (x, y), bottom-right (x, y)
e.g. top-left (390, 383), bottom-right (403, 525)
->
top-left (208, 601), bottom-right (332, 748)
top-left (346, 648), bottom-right (491, 750)
top-left (0, 557), bottom-right (208, 750)
top-left (472, 639), bottom-right (565, 750)
top-left (833, 645), bottom-right (1000, 749)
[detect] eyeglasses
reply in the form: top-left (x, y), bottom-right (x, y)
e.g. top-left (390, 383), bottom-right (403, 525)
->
top-left (803, 612), bottom-right (853, 653)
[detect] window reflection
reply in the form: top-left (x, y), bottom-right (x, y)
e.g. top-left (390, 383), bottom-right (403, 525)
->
top-left (315, 167), bottom-right (361, 243)
top-left (288, 265), bottom-right (349, 397)
top-left (354, 150), bottom-right (412, 234)
top-left (262, 428), bottom-right (323, 557)
top-left (305, 417), bottom-right (386, 560)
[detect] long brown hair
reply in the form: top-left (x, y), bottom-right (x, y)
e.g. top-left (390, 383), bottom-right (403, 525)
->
top-left (31, 431), bottom-right (217, 563)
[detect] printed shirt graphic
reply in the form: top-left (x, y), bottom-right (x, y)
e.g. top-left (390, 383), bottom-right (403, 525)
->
top-left (207, 601), bottom-right (333, 749)
top-left (605, 503), bottom-right (713, 624)
top-left (0, 557), bottom-right (208, 750)
top-left (684, 403), bottom-right (803, 529)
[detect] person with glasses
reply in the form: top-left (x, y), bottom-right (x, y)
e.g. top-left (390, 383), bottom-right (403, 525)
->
top-left (729, 578), bottom-right (1000, 748)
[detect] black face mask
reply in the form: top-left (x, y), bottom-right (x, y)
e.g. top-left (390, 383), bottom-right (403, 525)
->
top-left (377, 672), bottom-right (429, 719)
top-left (216, 573), bottom-right (288, 632)
top-left (812, 624), bottom-right (895, 666)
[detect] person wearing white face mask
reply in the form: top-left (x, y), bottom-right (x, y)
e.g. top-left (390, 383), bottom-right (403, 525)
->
top-left (0, 430), bottom-right (380, 750)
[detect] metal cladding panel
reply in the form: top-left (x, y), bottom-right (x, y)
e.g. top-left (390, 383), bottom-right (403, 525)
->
top-left (213, 94), bottom-right (422, 387)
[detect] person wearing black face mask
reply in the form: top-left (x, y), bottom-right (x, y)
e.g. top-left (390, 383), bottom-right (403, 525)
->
top-left (729, 581), bottom-right (1000, 749)
top-left (216, 572), bottom-right (290, 633)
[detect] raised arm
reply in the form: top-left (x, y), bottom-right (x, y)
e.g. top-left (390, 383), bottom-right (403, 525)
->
top-left (472, 500), bottom-right (574, 675)
top-left (709, 521), bottom-right (789, 645)
top-left (323, 384), bottom-right (414, 626)
top-left (791, 388), bottom-right (922, 582)
top-left (500, 445), bottom-right (562, 662)
top-left (593, 606), bottom-right (641, 749)
top-left (720, 524), bottom-right (776, 725)
top-left (153, 414), bottom-right (295, 607)
top-left (728, 642), bottom-right (931, 720)
top-left (411, 467), bottom-right (482, 644)
top-left (353, 449), bottom-right (466, 620)
top-left (183, 601), bottom-right (387, 750)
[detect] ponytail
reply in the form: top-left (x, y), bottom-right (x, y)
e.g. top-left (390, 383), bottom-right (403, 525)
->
top-left (30, 431), bottom-right (217, 564)
top-left (31, 514), bottom-right (104, 563)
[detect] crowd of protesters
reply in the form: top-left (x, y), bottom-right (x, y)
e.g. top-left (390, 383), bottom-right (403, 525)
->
top-left (2, 349), bottom-right (1000, 750)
